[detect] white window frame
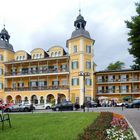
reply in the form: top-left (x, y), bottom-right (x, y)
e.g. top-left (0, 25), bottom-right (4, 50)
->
top-left (72, 60), bottom-right (78, 69)
top-left (86, 61), bottom-right (91, 69)
top-left (72, 77), bottom-right (79, 86)
top-left (73, 45), bottom-right (77, 53)
top-left (62, 79), bottom-right (67, 86)
top-left (86, 45), bottom-right (91, 53)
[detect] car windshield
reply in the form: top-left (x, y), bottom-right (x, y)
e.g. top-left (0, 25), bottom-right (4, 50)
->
top-left (133, 100), bottom-right (140, 103)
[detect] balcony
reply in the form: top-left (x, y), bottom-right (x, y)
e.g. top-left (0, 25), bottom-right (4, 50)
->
top-left (5, 85), bottom-right (69, 92)
top-left (97, 78), bottom-right (140, 84)
top-left (97, 89), bottom-right (140, 94)
top-left (5, 68), bottom-right (69, 78)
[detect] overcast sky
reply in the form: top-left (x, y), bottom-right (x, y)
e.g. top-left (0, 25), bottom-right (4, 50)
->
top-left (0, 0), bottom-right (139, 70)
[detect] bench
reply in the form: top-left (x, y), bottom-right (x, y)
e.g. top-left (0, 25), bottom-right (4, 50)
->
top-left (0, 110), bottom-right (11, 130)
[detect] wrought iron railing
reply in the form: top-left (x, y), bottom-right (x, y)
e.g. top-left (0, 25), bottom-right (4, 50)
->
top-left (5, 85), bottom-right (69, 91)
top-left (5, 68), bottom-right (69, 76)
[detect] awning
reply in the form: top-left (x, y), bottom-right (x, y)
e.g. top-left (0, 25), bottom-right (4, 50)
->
top-left (98, 96), bottom-right (109, 100)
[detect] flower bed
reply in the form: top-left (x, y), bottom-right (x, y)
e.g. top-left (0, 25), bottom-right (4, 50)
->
top-left (106, 113), bottom-right (136, 140)
top-left (77, 112), bottom-right (136, 140)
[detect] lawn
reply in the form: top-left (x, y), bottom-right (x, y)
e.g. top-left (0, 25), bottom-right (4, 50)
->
top-left (0, 112), bottom-right (99, 140)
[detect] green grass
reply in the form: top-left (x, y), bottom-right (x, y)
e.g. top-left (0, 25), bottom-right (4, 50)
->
top-left (0, 112), bottom-right (99, 140)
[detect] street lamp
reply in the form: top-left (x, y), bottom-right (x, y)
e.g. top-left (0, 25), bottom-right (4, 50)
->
top-left (79, 71), bottom-right (90, 112)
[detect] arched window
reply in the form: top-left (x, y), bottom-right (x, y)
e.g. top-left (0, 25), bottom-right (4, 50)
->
top-left (55, 52), bottom-right (58, 57)
top-left (51, 52), bottom-right (54, 57)
top-left (58, 51), bottom-right (61, 56)
top-left (16, 56), bottom-right (18, 60)
top-left (33, 54), bottom-right (36, 59)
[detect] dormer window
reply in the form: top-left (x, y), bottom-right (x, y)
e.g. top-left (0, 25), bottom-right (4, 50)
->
top-left (58, 51), bottom-right (61, 56)
top-left (33, 54), bottom-right (36, 59)
top-left (51, 52), bottom-right (54, 57)
top-left (16, 56), bottom-right (18, 60)
top-left (55, 52), bottom-right (58, 57)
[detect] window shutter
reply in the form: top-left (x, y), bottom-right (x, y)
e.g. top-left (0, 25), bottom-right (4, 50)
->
top-left (52, 81), bottom-right (54, 85)
top-left (44, 81), bottom-right (47, 86)
top-left (36, 81), bottom-right (38, 86)
top-left (89, 46), bottom-right (91, 53)
top-left (72, 62), bottom-right (73, 69)
top-left (90, 79), bottom-right (92, 85)
top-left (77, 78), bottom-right (79, 85)
top-left (72, 79), bottom-right (73, 85)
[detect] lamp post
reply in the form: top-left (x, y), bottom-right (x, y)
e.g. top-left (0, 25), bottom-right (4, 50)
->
top-left (79, 71), bottom-right (90, 112)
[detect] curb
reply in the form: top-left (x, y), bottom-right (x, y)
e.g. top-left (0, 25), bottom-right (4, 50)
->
top-left (124, 117), bottom-right (140, 140)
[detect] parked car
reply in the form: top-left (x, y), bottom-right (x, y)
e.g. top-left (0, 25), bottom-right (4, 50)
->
top-left (83, 101), bottom-right (97, 108)
top-left (4, 104), bottom-right (33, 112)
top-left (89, 101), bottom-right (98, 107)
top-left (115, 102), bottom-right (125, 107)
top-left (52, 101), bottom-right (73, 111)
top-left (33, 104), bottom-right (44, 110)
top-left (44, 103), bottom-right (53, 109)
top-left (125, 100), bottom-right (140, 108)
top-left (0, 104), bottom-right (4, 110)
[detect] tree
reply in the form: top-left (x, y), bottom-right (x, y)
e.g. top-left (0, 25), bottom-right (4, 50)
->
top-left (125, 3), bottom-right (140, 70)
top-left (106, 61), bottom-right (125, 70)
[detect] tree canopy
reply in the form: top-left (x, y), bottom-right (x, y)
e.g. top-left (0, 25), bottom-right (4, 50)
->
top-left (125, 3), bottom-right (140, 70)
top-left (106, 61), bottom-right (125, 70)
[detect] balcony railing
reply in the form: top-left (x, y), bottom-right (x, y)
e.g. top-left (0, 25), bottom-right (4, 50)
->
top-left (5, 85), bottom-right (69, 92)
top-left (5, 68), bottom-right (69, 76)
top-left (97, 89), bottom-right (140, 94)
top-left (97, 78), bottom-right (140, 83)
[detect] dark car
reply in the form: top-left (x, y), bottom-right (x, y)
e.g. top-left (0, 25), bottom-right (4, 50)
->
top-left (52, 101), bottom-right (73, 111)
top-left (125, 100), bottom-right (140, 108)
top-left (84, 101), bottom-right (97, 108)
top-left (4, 104), bottom-right (33, 112)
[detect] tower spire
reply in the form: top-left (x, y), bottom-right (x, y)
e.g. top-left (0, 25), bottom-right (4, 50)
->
top-left (79, 0), bottom-right (81, 15)
top-left (79, 9), bottom-right (81, 15)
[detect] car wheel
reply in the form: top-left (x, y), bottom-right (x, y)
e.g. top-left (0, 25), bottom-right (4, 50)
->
top-left (24, 108), bottom-right (29, 112)
top-left (56, 107), bottom-right (59, 111)
top-left (6, 108), bottom-right (11, 112)
top-left (46, 106), bottom-right (50, 110)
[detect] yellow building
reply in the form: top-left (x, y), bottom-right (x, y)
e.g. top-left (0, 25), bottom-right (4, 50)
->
top-left (0, 13), bottom-right (95, 106)
top-left (94, 70), bottom-right (140, 102)
top-left (0, 13), bottom-right (140, 106)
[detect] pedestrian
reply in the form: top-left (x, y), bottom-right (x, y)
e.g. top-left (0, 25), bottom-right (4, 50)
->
top-left (30, 103), bottom-right (34, 113)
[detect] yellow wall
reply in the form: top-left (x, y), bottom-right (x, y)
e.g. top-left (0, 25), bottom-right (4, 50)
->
top-left (0, 49), bottom-right (14, 99)
top-left (67, 36), bottom-right (94, 105)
